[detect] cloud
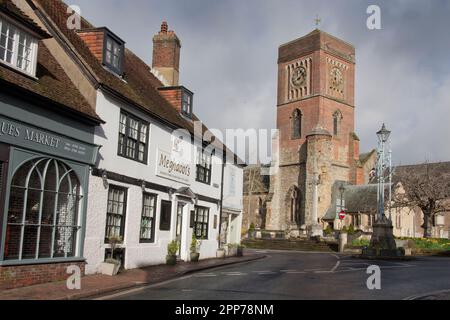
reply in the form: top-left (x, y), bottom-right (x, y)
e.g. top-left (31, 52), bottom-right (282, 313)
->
top-left (68, 0), bottom-right (450, 165)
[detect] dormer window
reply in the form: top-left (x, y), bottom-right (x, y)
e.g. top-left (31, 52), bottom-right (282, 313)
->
top-left (0, 16), bottom-right (38, 76)
top-left (182, 89), bottom-right (193, 118)
top-left (104, 34), bottom-right (123, 74)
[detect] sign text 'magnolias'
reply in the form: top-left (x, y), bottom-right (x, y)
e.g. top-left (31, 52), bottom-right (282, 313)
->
top-left (156, 150), bottom-right (192, 184)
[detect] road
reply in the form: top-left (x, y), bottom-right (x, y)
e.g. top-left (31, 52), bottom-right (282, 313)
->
top-left (97, 250), bottom-right (450, 300)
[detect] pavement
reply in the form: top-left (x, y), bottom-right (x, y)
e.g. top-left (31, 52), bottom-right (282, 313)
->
top-left (95, 249), bottom-right (450, 300)
top-left (0, 253), bottom-right (265, 300)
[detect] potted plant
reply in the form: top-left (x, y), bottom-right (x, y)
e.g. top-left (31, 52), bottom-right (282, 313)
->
top-left (227, 243), bottom-right (238, 257)
top-left (237, 244), bottom-right (245, 257)
top-left (190, 234), bottom-right (202, 262)
top-left (100, 235), bottom-right (122, 276)
top-left (166, 240), bottom-right (179, 266)
top-left (248, 223), bottom-right (256, 239)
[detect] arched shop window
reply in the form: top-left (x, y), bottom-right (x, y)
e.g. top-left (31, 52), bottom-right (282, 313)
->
top-left (4, 158), bottom-right (82, 261)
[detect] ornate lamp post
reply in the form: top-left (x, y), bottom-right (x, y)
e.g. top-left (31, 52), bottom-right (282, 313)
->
top-left (363, 123), bottom-right (402, 257)
top-left (376, 123), bottom-right (391, 221)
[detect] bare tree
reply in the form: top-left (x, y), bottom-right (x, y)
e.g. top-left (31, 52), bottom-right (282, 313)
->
top-left (392, 163), bottom-right (450, 238)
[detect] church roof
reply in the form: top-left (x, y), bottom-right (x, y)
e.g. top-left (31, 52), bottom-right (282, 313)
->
top-left (344, 184), bottom-right (379, 214)
top-left (359, 150), bottom-right (377, 165)
top-left (394, 162), bottom-right (450, 182)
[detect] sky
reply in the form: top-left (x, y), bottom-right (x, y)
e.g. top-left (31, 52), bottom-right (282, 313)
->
top-left (68, 0), bottom-right (450, 165)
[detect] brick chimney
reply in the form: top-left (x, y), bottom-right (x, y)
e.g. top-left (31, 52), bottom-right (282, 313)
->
top-left (152, 21), bottom-right (181, 86)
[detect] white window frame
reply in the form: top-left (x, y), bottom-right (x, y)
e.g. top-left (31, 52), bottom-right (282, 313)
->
top-left (0, 15), bottom-right (38, 77)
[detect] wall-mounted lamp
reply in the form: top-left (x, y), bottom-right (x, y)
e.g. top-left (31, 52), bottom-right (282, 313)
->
top-left (141, 180), bottom-right (146, 192)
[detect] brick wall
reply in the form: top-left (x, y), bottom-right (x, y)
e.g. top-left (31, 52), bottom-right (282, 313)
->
top-left (78, 30), bottom-right (105, 62)
top-left (0, 261), bottom-right (85, 290)
top-left (152, 23), bottom-right (181, 71)
top-left (152, 22), bottom-right (181, 86)
top-left (158, 87), bottom-right (183, 113)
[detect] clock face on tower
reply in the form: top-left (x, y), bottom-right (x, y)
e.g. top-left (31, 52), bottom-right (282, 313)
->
top-left (291, 66), bottom-right (307, 88)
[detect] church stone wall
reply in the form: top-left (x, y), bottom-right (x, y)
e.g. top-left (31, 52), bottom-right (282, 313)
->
top-left (305, 134), bottom-right (333, 225)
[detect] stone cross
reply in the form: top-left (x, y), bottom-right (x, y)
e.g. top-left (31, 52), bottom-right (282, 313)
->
top-left (314, 15), bottom-right (321, 28)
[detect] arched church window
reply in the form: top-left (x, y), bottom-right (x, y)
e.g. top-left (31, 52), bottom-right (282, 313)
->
top-left (292, 109), bottom-right (302, 139)
top-left (4, 158), bottom-right (82, 261)
top-left (333, 110), bottom-right (343, 136)
top-left (290, 187), bottom-right (301, 224)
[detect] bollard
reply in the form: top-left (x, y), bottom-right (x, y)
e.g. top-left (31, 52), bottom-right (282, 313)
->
top-left (339, 232), bottom-right (348, 253)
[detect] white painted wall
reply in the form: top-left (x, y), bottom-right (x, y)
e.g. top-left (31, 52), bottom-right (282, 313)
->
top-left (222, 163), bottom-right (244, 245)
top-left (84, 90), bottom-right (228, 274)
top-left (222, 163), bottom-right (244, 212)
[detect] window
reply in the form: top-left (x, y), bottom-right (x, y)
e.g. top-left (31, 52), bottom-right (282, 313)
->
top-left (368, 214), bottom-right (374, 227)
top-left (4, 158), bottom-right (82, 261)
top-left (396, 214), bottom-right (401, 229)
top-left (288, 186), bottom-right (301, 224)
top-left (0, 16), bottom-right (38, 76)
top-left (182, 90), bottom-right (193, 117)
top-left (292, 109), bottom-right (302, 139)
top-left (105, 186), bottom-right (127, 242)
top-left (159, 200), bottom-right (172, 231)
top-left (333, 110), bottom-right (342, 136)
top-left (140, 193), bottom-right (157, 242)
top-left (104, 34), bottom-right (124, 75)
top-left (196, 149), bottom-right (212, 184)
top-left (118, 111), bottom-right (149, 163)
top-left (193, 206), bottom-right (209, 239)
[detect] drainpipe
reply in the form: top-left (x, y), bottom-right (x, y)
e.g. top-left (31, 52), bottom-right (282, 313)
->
top-left (218, 159), bottom-right (225, 249)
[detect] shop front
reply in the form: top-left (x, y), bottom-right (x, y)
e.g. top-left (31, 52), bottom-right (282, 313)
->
top-left (0, 112), bottom-right (99, 289)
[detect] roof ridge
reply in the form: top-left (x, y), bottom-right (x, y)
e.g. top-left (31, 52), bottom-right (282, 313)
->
top-left (35, 0), bottom-right (243, 162)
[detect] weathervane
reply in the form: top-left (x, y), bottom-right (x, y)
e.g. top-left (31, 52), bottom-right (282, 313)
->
top-left (314, 14), bottom-right (321, 28)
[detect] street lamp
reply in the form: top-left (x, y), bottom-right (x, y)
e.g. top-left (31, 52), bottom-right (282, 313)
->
top-left (363, 124), bottom-right (400, 257)
top-left (376, 123), bottom-right (391, 144)
top-left (376, 123), bottom-right (392, 221)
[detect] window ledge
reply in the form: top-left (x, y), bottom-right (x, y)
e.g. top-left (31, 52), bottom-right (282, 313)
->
top-left (0, 60), bottom-right (38, 81)
top-left (196, 179), bottom-right (212, 186)
top-left (102, 64), bottom-right (127, 83)
top-left (139, 240), bottom-right (156, 244)
top-left (0, 257), bottom-right (85, 267)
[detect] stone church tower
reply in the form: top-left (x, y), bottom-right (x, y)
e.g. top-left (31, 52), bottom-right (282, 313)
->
top-left (266, 29), bottom-right (363, 236)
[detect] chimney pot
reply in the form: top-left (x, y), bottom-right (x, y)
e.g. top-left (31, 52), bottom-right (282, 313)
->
top-left (161, 21), bottom-right (168, 34)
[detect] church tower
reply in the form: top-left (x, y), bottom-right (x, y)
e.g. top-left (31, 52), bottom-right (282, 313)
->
top-left (267, 29), bottom-right (361, 236)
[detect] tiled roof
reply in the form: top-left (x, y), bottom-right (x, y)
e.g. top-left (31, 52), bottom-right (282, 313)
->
top-left (0, 0), bottom-right (50, 38)
top-left (0, 45), bottom-right (101, 123)
top-left (344, 184), bottom-right (379, 214)
top-left (34, 0), bottom-right (241, 162)
top-left (394, 162), bottom-right (450, 182)
top-left (0, 1), bottom-right (101, 123)
top-left (359, 150), bottom-right (376, 165)
top-left (339, 162), bottom-right (450, 214)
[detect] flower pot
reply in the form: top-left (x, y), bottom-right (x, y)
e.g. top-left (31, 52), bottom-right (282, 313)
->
top-left (190, 252), bottom-right (200, 262)
top-left (216, 249), bottom-right (225, 258)
top-left (166, 254), bottom-right (177, 266)
top-left (100, 262), bottom-right (120, 276)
